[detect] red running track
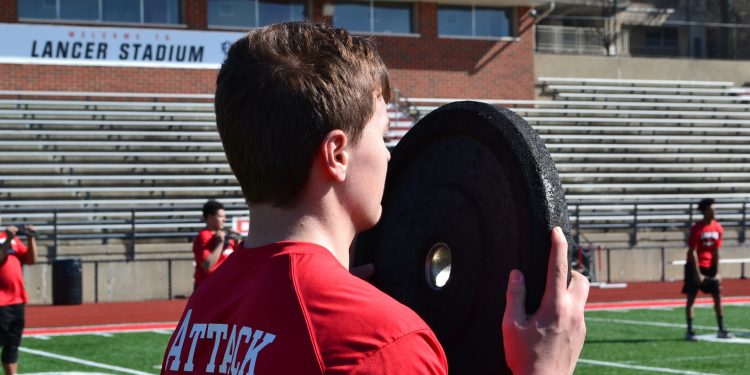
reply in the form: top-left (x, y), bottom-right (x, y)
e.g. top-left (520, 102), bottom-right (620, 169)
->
top-left (27, 279), bottom-right (750, 329)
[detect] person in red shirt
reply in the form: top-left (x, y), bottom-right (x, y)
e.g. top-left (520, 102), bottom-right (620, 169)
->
top-left (0, 213), bottom-right (38, 375)
top-left (162, 22), bottom-right (588, 374)
top-left (682, 198), bottom-right (733, 340)
top-left (192, 200), bottom-right (238, 289)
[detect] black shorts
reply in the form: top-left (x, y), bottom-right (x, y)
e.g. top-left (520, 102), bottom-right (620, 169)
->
top-left (0, 304), bottom-right (25, 363)
top-left (681, 265), bottom-right (721, 295)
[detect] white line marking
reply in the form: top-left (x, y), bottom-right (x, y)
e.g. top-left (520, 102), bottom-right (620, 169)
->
top-left (693, 333), bottom-right (750, 344)
top-left (19, 347), bottom-right (153, 375)
top-left (586, 317), bottom-right (750, 333)
top-left (27, 335), bottom-right (51, 340)
top-left (151, 329), bottom-right (173, 335)
top-left (665, 353), bottom-right (750, 362)
top-left (578, 358), bottom-right (719, 374)
top-left (25, 327), bottom-right (176, 338)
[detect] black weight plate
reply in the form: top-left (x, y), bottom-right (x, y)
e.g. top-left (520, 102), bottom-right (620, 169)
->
top-left (355, 101), bottom-right (572, 374)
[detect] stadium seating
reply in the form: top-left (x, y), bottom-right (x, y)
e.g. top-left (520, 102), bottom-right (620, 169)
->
top-left (0, 91), bottom-right (230, 256)
top-left (394, 78), bottom-right (750, 247)
top-left (0, 91), bottom-right (415, 258)
top-left (2, 80), bottom-right (748, 255)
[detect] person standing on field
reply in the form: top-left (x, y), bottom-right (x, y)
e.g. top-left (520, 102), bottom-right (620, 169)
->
top-left (0, 213), bottom-right (38, 375)
top-left (682, 198), bottom-right (733, 341)
top-left (193, 200), bottom-right (238, 289)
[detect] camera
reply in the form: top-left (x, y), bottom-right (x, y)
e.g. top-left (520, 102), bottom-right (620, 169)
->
top-left (15, 225), bottom-right (37, 238)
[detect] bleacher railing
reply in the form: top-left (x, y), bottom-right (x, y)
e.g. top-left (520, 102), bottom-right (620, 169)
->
top-left (4, 199), bottom-right (747, 262)
top-left (569, 200), bottom-right (749, 247)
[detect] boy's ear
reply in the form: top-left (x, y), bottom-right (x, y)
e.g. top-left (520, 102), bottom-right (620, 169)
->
top-left (321, 129), bottom-right (349, 182)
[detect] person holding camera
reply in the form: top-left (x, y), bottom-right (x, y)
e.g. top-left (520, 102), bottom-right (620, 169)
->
top-left (192, 201), bottom-right (239, 290)
top-left (0, 213), bottom-right (38, 375)
top-left (682, 198), bottom-right (733, 341)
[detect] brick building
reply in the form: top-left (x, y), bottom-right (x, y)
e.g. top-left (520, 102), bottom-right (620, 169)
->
top-left (0, 0), bottom-right (539, 100)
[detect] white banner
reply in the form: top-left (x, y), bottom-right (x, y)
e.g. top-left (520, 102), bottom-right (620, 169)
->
top-left (0, 23), bottom-right (246, 69)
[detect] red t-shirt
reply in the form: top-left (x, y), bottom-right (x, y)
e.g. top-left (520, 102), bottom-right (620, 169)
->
top-left (689, 220), bottom-right (723, 268)
top-left (0, 232), bottom-right (29, 306)
top-left (193, 229), bottom-right (237, 287)
top-left (162, 242), bottom-right (448, 374)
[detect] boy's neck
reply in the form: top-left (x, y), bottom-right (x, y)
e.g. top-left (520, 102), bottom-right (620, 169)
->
top-left (244, 203), bottom-right (355, 268)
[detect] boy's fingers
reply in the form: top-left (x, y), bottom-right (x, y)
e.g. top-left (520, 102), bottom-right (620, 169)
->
top-left (503, 269), bottom-right (527, 325)
top-left (543, 227), bottom-right (569, 303)
top-left (568, 270), bottom-right (590, 307)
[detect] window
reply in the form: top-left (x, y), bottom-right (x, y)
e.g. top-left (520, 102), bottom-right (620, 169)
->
top-left (207, 0), bottom-right (306, 28)
top-left (18, 0), bottom-right (182, 24)
top-left (333, 1), bottom-right (414, 34)
top-left (18, 0), bottom-right (57, 19)
top-left (438, 5), bottom-right (513, 38)
top-left (645, 28), bottom-right (678, 48)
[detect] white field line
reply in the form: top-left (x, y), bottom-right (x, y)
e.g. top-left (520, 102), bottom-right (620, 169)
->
top-left (608, 307), bottom-right (675, 313)
top-left (586, 317), bottom-right (750, 333)
top-left (26, 328), bottom-right (169, 338)
top-left (19, 347), bottom-right (153, 375)
top-left (578, 358), bottom-right (719, 375)
top-left (664, 353), bottom-right (750, 363)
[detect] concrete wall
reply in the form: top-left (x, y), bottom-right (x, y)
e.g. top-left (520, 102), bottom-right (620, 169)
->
top-left (535, 53), bottom-right (750, 87)
top-left (592, 245), bottom-right (750, 283)
top-left (24, 258), bottom-right (195, 305)
top-left (24, 243), bottom-right (748, 304)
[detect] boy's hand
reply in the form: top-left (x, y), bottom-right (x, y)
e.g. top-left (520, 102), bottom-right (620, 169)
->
top-left (5, 225), bottom-right (18, 238)
top-left (211, 231), bottom-right (226, 245)
top-left (502, 227), bottom-right (589, 375)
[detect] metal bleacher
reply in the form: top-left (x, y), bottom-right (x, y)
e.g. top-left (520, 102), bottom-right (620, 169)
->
top-left (0, 91), bottom-right (419, 259)
top-left (0, 91), bottom-right (242, 258)
top-left (2, 81), bottom-right (749, 256)
top-left (393, 78), bottom-right (750, 247)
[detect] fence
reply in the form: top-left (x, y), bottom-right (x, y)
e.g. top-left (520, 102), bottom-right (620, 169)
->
top-left (5, 199), bottom-right (748, 258)
top-left (569, 200), bottom-right (749, 247)
top-left (10, 199), bottom-right (750, 303)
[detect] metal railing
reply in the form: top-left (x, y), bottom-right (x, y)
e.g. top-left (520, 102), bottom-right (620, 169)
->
top-left (2, 204), bottom-right (249, 261)
top-left (569, 200), bottom-right (749, 247)
top-left (4, 199), bottom-right (748, 260)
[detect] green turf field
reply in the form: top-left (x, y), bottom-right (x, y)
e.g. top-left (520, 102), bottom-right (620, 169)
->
top-left (20, 304), bottom-right (750, 374)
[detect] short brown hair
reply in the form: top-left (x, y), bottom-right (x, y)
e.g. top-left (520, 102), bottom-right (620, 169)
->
top-left (215, 22), bottom-right (391, 206)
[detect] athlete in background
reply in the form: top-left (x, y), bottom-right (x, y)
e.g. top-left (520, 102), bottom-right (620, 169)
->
top-left (193, 200), bottom-right (238, 289)
top-left (682, 198), bottom-right (733, 340)
top-left (0, 213), bottom-right (38, 375)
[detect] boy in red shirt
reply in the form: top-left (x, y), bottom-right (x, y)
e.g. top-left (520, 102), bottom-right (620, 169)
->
top-left (162, 22), bottom-right (588, 374)
top-left (683, 198), bottom-right (733, 340)
top-left (0, 214), bottom-right (38, 375)
top-left (193, 200), bottom-right (238, 289)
